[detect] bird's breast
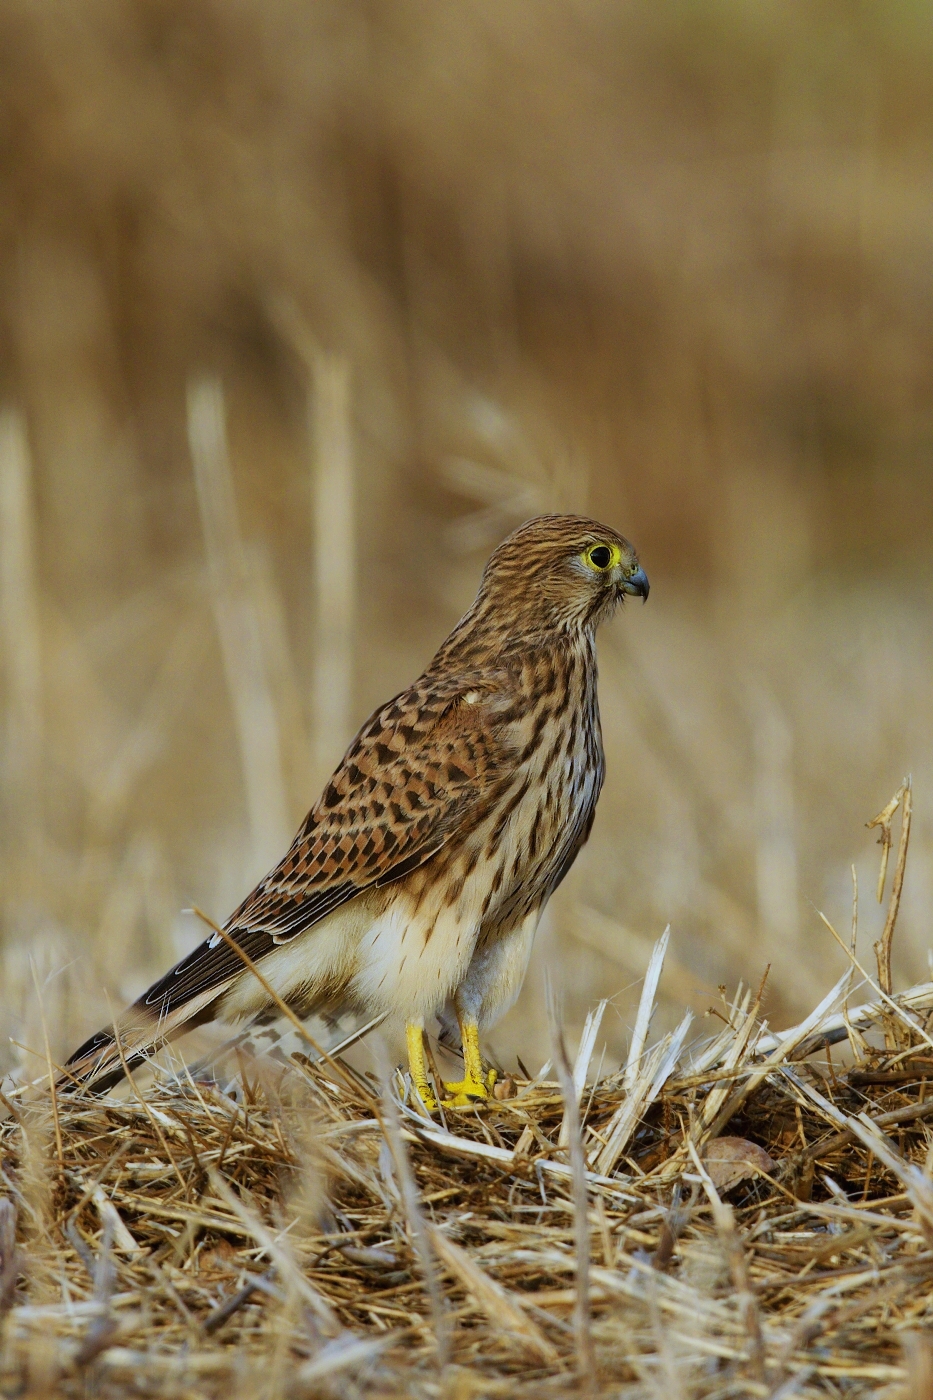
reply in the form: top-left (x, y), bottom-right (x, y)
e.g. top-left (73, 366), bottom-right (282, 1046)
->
top-left (465, 656), bottom-right (604, 926)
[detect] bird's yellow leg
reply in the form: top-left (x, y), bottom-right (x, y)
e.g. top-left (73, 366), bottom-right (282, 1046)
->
top-left (442, 1017), bottom-right (497, 1108)
top-left (406, 1022), bottom-right (437, 1111)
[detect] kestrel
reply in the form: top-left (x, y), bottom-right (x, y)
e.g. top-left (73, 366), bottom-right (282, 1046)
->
top-left (67, 515), bottom-right (648, 1109)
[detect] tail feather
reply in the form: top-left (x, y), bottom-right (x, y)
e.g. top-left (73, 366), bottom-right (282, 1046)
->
top-left (63, 981), bottom-right (237, 1094)
top-left (63, 923), bottom-right (279, 1093)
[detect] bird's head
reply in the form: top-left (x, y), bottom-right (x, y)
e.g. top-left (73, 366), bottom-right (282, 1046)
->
top-left (472, 514), bottom-right (648, 640)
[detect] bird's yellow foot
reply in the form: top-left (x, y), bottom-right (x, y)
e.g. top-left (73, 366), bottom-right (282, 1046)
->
top-left (442, 1067), bottom-right (497, 1109)
top-left (406, 1022), bottom-right (439, 1112)
top-left (441, 1015), bottom-right (496, 1108)
top-left (414, 1083), bottom-right (438, 1112)
top-left (405, 1019), bottom-right (497, 1113)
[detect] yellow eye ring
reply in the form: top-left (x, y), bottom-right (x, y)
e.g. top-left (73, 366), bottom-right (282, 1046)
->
top-left (582, 542), bottom-right (621, 572)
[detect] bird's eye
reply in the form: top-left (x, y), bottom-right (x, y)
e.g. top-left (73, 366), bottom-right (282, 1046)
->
top-left (583, 543), bottom-right (617, 571)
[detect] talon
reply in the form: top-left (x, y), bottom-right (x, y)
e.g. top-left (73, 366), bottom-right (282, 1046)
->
top-left (441, 1068), bottom-right (498, 1110)
top-left (406, 1017), bottom-right (497, 1114)
top-left (414, 1086), bottom-right (438, 1112)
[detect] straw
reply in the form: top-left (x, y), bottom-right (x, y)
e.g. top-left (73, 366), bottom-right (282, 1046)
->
top-left (1, 789), bottom-right (932, 1393)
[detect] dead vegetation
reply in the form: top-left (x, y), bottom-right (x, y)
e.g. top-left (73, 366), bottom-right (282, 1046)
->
top-left (1, 787), bottom-right (932, 1397)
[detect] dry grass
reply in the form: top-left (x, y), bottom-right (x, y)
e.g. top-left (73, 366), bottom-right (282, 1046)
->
top-left (2, 793), bottom-right (933, 1397)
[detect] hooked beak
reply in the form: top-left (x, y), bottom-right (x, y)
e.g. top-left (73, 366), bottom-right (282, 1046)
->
top-left (620, 565), bottom-right (649, 602)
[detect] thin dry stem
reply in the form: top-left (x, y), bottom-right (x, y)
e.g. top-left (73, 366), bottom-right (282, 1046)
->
top-left (29, 962), bottom-right (62, 1172)
top-left (378, 1055), bottom-right (450, 1369)
top-left (875, 777), bottom-right (912, 998)
top-left (551, 995), bottom-right (596, 1396)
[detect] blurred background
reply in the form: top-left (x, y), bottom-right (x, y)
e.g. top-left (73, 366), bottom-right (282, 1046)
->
top-left (1, 0), bottom-right (932, 1078)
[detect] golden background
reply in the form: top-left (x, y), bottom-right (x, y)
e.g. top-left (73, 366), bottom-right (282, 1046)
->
top-left (1, 2), bottom-right (931, 1077)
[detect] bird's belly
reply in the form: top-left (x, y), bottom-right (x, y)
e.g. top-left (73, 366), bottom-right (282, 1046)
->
top-left (217, 897), bottom-right (373, 1021)
top-left (220, 863), bottom-right (511, 1028)
top-left (349, 847), bottom-right (507, 1022)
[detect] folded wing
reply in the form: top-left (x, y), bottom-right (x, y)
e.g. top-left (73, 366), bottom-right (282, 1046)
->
top-left (66, 671), bottom-right (511, 1089)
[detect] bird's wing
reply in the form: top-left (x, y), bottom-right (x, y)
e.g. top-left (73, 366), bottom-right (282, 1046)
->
top-left (110, 670), bottom-right (513, 1030)
top-left (226, 674), bottom-right (508, 941)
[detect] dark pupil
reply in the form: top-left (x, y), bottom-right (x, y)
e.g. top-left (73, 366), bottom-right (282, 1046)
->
top-left (589, 546), bottom-right (612, 569)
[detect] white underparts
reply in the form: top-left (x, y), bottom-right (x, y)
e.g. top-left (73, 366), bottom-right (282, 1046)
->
top-left (217, 868), bottom-right (540, 1033)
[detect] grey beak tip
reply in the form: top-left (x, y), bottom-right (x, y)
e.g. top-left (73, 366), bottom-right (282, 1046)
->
top-left (622, 566), bottom-right (650, 602)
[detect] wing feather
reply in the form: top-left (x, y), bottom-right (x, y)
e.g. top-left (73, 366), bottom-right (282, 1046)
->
top-left (221, 672), bottom-right (507, 948)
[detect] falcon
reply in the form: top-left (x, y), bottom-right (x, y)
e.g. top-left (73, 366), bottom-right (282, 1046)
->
top-left (66, 515), bottom-right (648, 1109)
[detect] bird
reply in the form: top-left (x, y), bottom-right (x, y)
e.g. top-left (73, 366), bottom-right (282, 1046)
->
top-left (65, 514), bottom-right (648, 1109)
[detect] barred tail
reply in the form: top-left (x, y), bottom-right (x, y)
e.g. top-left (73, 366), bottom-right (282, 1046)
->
top-left (61, 927), bottom-right (270, 1092)
top-left (62, 984), bottom-right (233, 1094)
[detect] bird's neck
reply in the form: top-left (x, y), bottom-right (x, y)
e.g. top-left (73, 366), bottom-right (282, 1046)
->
top-left (431, 605), bottom-right (597, 678)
